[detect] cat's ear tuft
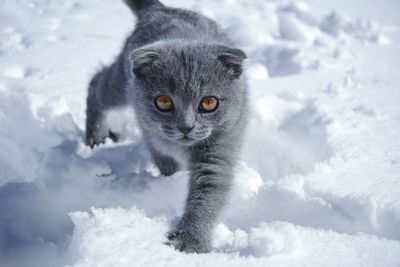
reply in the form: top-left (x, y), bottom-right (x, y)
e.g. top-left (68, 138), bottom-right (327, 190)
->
top-left (216, 47), bottom-right (247, 78)
top-left (129, 48), bottom-right (161, 77)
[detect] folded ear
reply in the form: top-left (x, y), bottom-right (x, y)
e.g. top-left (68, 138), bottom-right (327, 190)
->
top-left (129, 48), bottom-right (162, 77)
top-left (216, 47), bottom-right (247, 78)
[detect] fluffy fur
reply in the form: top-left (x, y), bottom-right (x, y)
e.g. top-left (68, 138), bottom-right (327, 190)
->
top-left (86, 0), bottom-right (248, 253)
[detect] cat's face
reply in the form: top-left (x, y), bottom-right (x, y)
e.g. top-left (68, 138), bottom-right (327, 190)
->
top-left (129, 42), bottom-right (247, 147)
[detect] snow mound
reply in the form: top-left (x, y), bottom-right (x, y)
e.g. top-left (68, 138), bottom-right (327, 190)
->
top-left (68, 207), bottom-right (400, 267)
top-left (186, 0), bottom-right (390, 78)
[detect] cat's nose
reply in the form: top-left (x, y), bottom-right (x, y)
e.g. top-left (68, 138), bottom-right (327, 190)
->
top-left (178, 126), bottom-right (194, 135)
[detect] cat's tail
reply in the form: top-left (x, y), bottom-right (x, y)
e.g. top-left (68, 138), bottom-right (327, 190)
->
top-left (123, 0), bottom-right (164, 14)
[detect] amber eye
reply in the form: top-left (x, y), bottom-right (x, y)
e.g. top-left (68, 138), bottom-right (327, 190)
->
top-left (200, 96), bottom-right (219, 112)
top-left (155, 95), bottom-right (173, 111)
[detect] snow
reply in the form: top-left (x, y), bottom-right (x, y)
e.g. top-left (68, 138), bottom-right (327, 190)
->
top-left (68, 208), bottom-right (400, 267)
top-left (3, 65), bottom-right (26, 79)
top-left (0, 0), bottom-right (399, 266)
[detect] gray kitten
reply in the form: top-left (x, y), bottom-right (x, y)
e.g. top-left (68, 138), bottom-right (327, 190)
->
top-left (86, 0), bottom-right (248, 253)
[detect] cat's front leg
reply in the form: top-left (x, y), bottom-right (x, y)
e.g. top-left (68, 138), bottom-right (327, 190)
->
top-left (149, 147), bottom-right (180, 176)
top-left (167, 153), bottom-right (234, 253)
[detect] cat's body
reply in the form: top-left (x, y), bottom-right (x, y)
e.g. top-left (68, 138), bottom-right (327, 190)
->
top-left (86, 0), bottom-right (248, 253)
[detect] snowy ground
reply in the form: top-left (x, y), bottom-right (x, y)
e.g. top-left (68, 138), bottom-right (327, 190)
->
top-left (0, 0), bottom-right (399, 266)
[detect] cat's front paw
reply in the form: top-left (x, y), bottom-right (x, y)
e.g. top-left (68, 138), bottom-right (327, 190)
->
top-left (166, 229), bottom-right (211, 253)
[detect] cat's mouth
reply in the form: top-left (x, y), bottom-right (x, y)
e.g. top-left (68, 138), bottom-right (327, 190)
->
top-left (177, 136), bottom-right (196, 145)
top-left (160, 126), bottom-right (210, 146)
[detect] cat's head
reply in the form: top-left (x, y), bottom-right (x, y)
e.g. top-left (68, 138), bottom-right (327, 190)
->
top-left (128, 41), bottom-right (247, 146)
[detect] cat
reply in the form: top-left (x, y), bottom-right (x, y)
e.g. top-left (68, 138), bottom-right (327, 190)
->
top-left (85, 0), bottom-right (248, 253)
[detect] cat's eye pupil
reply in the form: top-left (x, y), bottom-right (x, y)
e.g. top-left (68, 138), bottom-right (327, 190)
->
top-left (155, 95), bottom-right (173, 111)
top-left (200, 97), bottom-right (218, 112)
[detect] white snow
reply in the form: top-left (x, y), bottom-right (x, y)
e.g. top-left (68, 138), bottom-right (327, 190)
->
top-left (68, 208), bottom-right (400, 267)
top-left (3, 65), bottom-right (26, 79)
top-left (0, 0), bottom-right (399, 267)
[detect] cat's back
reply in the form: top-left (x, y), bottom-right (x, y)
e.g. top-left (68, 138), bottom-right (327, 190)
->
top-left (126, 3), bottom-right (231, 49)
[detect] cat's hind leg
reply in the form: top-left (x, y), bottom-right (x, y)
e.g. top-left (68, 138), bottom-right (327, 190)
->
top-left (85, 66), bottom-right (127, 148)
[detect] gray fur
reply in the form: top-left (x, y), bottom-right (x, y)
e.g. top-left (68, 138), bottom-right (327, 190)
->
top-left (86, 0), bottom-right (248, 253)
top-left (123, 0), bottom-right (164, 14)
